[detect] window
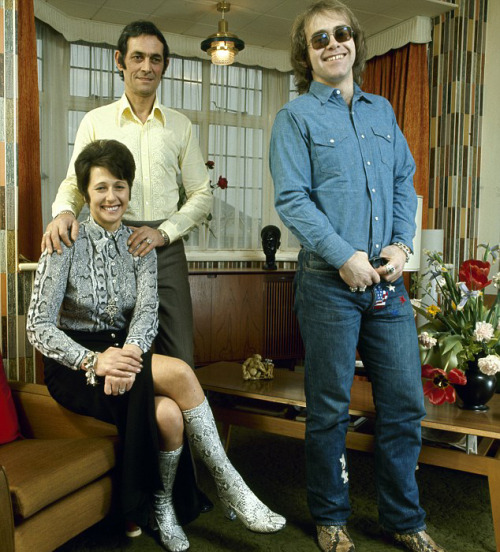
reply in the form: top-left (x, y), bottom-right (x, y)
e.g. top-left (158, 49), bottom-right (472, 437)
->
top-left (289, 74), bottom-right (299, 101)
top-left (36, 21), bottom-right (296, 257)
top-left (159, 57), bottom-right (202, 111)
top-left (70, 43), bottom-right (123, 100)
top-left (36, 26), bottom-right (42, 92)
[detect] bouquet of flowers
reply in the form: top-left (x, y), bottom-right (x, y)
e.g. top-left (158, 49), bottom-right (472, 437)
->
top-left (412, 244), bottom-right (500, 405)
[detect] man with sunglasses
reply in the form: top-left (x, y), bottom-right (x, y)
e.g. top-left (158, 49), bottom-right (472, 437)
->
top-left (270, 2), bottom-right (445, 551)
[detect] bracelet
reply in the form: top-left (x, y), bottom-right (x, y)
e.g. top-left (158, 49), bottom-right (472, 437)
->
top-left (392, 242), bottom-right (412, 263)
top-left (55, 210), bottom-right (75, 219)
top-left (81, 351), bottom-right (99, 386)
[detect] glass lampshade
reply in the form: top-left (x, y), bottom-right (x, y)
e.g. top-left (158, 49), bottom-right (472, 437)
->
top-left (211, 41), bottom-right (236, 65)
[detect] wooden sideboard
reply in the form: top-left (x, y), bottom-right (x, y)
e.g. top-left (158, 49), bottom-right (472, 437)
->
top-left (189, 269), bottom-right (304, 366)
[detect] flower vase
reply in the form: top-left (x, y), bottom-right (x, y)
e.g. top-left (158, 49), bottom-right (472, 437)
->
top-left (455, 359), bottom-right (497, 411)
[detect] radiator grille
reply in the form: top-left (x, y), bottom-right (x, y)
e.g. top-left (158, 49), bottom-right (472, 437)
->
top-left (264, 276), bottom-right (304, 360)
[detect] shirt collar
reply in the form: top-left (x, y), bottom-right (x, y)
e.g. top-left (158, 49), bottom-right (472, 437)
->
top-left (308, 81), bottom-right (372, 106)
top-left (86, 215), bottom-right (127, 253)
top-left (117, 93), bottom-right (166, 126)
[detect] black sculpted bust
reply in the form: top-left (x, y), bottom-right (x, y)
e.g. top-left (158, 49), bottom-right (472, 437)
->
top-left (261, 225), bottom-right (281, 270)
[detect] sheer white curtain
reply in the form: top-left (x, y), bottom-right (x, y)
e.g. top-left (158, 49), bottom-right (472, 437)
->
top-left (37, 21), bottom-right (71, 228)
top-left (36, 20), bottom-right (298, 257)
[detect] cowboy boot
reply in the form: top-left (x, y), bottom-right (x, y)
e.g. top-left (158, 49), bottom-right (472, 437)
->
top-left (317, 525), bottom-right (356, 552)
top-left (153, 447), bottom-right (190, 551)
top-left (392, 530), bottom-right (446, 552)
top-left (182, 398), bottom-right (286, 533)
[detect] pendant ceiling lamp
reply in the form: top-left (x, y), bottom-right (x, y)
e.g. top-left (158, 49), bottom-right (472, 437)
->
top-left (201, 1), bottom-right (245, 66)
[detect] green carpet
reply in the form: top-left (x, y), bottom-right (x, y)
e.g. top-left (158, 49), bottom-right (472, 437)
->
top-left (55, 426), bottom-right (496, 551)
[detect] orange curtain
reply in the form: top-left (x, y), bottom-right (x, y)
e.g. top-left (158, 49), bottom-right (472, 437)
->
top-left (363, 43), bottom-right (429, 228)
top-left (18, 0), bottom-right (42, 261)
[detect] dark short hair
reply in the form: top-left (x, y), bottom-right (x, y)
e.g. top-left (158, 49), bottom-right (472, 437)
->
top-left (75, 140), bottom-right (136, 201)
top-left (116, 20), bottom-right (169, 80)
top-left (290, 0), bottom-right (367, 95)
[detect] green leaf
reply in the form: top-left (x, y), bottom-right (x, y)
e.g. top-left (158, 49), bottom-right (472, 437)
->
top-left (440, 334), bottom-right (463, 355)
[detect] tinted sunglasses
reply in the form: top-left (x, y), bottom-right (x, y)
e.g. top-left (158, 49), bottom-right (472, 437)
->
top-left (309, 25), bottom-right (354, 50)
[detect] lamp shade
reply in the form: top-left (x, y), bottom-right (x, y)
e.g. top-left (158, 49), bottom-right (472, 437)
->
top-left (405, 195), bottom-right (423, 271)
top-left (201, 2), bottom-right (245, 66)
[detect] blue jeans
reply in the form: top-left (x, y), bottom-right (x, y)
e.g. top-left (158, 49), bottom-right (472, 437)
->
top-left (295, 249), bottom-right (426, 533)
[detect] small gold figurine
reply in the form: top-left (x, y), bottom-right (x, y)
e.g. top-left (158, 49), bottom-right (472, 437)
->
top-left (242, 354), bottom-right (274, 380)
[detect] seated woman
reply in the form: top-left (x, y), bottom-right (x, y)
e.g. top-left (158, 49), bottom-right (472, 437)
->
top-left (27, 139), bottom-right (285, 552)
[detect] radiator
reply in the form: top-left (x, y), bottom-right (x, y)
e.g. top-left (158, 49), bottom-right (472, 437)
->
top-left (263, 275), bottom-right (304, 361)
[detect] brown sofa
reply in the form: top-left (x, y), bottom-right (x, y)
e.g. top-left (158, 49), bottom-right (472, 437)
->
top-left (0, 382), bottom-right (119, 552)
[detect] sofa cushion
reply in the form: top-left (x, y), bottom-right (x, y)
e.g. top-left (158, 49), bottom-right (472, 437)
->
top-left (0, 436), bottom-right (117, 519)
top-left (0, 359), bottom-right (22, 444)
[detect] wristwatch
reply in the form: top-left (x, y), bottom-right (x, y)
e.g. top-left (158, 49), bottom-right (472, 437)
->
top-left (158, 229), bottom-right (170, 247)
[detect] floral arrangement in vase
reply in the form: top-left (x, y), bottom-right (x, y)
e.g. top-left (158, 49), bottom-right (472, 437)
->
top-left (411, 244), bottom-right (500, 406)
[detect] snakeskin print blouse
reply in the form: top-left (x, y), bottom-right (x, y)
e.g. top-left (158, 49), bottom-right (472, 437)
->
top-left (27, 217), bottom-right (159, 370)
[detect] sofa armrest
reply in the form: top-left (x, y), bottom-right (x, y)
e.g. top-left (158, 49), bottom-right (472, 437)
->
top-left (0, 466), bottom-right (15, 552)
top-left (9, 382), bottom-right (117, 439)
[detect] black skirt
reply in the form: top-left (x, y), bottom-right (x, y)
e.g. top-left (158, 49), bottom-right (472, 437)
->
top-left (43, 328), bottom-right (200, 526)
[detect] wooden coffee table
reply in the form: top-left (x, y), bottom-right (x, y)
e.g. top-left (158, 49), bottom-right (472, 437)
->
top-left (196, 361), bottom-right (500, 549)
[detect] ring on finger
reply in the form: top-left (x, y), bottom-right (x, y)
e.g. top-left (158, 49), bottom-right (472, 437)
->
top-left (358, 286), bottom-right (367, 292)
top-left (145, 238), bottom-right (153, 245)
top-left (118, 388), bottom-right (126, 395)
top-left (349, 286), bottom-right (357, 293)
top-left (385, 263), bottom-right (396, 275)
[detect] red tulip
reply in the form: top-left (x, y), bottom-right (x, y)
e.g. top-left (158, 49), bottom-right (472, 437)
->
top-left (458, 259), bottom-right (492, 291)
top-left (421, 366), bottom-right (466, 405)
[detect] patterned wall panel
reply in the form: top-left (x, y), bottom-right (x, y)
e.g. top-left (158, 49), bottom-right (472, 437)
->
top-left (429, 0), bottom-right (487, 266)
top-left (0, 0), bottom-right (4, 377)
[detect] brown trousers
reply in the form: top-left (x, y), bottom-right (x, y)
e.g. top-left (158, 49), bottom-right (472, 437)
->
top-left (123, 219), bottom-right (194, 368)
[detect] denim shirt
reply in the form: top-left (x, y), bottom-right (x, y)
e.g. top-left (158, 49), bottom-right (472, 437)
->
top-left (270, 81), bottom-right (417, 269)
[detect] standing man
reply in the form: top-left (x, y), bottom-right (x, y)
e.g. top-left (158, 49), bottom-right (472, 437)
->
top-left (270, 2), bottom-right (445, 551)
top-left (41, 20), bottom-right (213, 518)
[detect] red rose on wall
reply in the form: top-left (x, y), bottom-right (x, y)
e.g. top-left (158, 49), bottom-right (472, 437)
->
top-left (217, 176), bottom-right (228, 190)
top-left (458, 259), bottom-right (492, 291)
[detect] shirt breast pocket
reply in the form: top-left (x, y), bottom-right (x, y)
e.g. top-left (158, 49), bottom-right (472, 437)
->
top-left (311, 132), bottom-right (353, 176)
top-left (371, 127), bottom-right (394, 168)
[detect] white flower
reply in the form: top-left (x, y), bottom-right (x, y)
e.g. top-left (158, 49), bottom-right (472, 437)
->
top-left (418, 331), bottom-right (437, 349)
top-left (410, 298), bottom-right (422, 309)
top-left (493, 272), bottom-right (500, 289)
top-left (478, 355), bottom-right (500, 376)
top-left (473, 321), bottom-right (495, 342)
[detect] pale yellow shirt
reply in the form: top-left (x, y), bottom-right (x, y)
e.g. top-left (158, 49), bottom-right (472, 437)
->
top-left (52, 94), bottom-right (212, 243)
